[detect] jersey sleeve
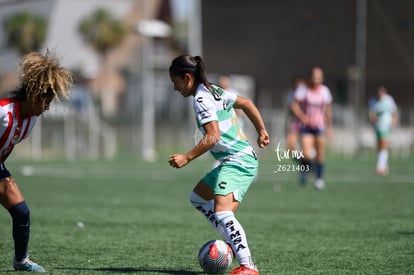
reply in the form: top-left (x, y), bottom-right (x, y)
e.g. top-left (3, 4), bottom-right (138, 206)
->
top-left (323, 86), bottom-right (333, 104)
top-left (294, 84), bottom-right (307, 101)
top-left (224, 90), bottom-right (237, 109)
top-left (389, 95), bottom-right (397, 113)
top-left (193, 93), bottom-right (218, 126)
top-left (0, 106), bottom-right (9, 138)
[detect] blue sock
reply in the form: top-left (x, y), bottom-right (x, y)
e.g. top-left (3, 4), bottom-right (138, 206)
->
top-left (316, 162), bottom-right (324, 179)
top-left (8, 201), bottom-right (30, 261)
top-left (299, 159), bottom-right (312, 185)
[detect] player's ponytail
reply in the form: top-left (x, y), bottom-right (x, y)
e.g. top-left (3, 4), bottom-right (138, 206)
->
top-left (193, 56), bottom-right (210, 89)
top-left (169, 55), bottom-right (211, 89)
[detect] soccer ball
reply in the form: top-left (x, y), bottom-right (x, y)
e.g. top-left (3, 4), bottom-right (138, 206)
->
top-left (198, 240), bottom-right (233, 274)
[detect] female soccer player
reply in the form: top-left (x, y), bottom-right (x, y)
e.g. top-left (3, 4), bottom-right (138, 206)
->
top-left (168, 55), bottom-right (269, 275)
top-left (368, 85), bottom-right (398, 175)
top-left (285, 75), bottom-right (305, 158)
top-left (0, 51), bottom-right (72, 272)
top-left (290, 66), bottom-right (333, 189)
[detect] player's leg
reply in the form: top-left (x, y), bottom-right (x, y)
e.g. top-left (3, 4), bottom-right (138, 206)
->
top-left (0, 176), bottom-right (29, 261)
top-left (376, 134), bottom-right (389, 175)
top-left (0, 177), bottom-right (45, 272)
top-left (286, 120), bottom-right (302, 161)
top-left (314, 133), bottom-right (327, 189)
top-left (0, 163), bottom-right (45, 273)
top-left (299, 133), bottom-right (314, 184)
top-left (286, 123), bottom-right (297, 151)
top-left (302, 133), bottom-right (315, 161)
top-left (0, 177), bottom-right (24, 208)
top-left (190, 175), bottom-right (229, 242)
top-left (213, 164), bottom-right (258, 274)
top-left (287, 132), bottom-right (300, 159)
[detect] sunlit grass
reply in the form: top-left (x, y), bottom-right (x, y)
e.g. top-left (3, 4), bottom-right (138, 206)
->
top-left (0, 153), bottom-right (412, 274)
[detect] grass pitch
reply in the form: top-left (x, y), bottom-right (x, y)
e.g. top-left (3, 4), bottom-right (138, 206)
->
top-left (0, 152), bottom-right (413, 274)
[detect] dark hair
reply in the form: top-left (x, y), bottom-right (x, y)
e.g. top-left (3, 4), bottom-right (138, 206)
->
top-left (169, 55), bottom-right (210, 89)
top-left (291, 74), bottom-right (305, 86)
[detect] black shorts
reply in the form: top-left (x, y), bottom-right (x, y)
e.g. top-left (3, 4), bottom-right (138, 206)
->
top-left (300, 127), bottom-right (326, 136)
top-left (0, 163), bottom-right (11, 179)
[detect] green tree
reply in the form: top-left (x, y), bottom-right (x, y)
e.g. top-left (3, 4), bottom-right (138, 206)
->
top-left (78, 8), bottom-right (127, 119)
top-left (78, 8), bottom-right (126, 56)
top-left (3, 11), bottom-right (47, 54)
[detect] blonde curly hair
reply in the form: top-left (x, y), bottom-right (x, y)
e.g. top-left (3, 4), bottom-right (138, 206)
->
top-left (11, 50), bottom-right (73, 101)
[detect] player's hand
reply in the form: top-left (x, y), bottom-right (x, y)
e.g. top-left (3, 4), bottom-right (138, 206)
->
top-left (302, 117), bottom-right (311, 126)
top-left (257, 130), bottom-right (270, 148)
top-left (169, 154), bottom-right (190, 168)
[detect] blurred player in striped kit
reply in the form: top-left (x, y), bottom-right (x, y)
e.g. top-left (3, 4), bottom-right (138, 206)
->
top-left (290, 66), bottom-right (333, 189)
top-left (168, 55), bottom-right (269, 275)
top-left (285, 75), bottom-right (306, 158)
top-left (0, 51), bottom-right (72, 272)
top-left (368, 85), bottom-right (398, 175)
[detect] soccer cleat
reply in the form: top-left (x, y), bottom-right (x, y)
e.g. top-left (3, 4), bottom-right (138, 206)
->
top-left (376, 167), bottom-right (389, 176)
top-left (229, 265), bottom-right (259, 275)
top-left (14, 258), bottom-right (45, 273)
top-left (314, 179), bottom-right (325, 190)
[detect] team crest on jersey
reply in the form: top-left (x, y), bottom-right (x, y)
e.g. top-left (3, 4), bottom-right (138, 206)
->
top-left (209, 86), bottom-right (223, 101)
top-left (12, 127), bottom-right (21, 144)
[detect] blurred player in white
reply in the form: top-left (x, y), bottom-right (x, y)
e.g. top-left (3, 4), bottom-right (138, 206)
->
top-left (291, 66), bottom-right (333, 189)
top-left (368, 85), bottom-right (398, 175)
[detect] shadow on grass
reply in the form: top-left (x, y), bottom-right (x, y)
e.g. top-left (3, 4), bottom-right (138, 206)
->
top-left (54, 267), bottom-right (200, 274)
top-left (396, 230), bottom-right (414, 236)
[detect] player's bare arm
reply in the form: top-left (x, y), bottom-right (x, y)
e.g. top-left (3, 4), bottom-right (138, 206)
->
top-left (392, 111), bottom-right (398, 128)
top-left (169, 121), bottom-right (219, 168)
top-left (291, 99), bottom-right (309, 125)
top-left (368, 110), bottom-right (378, 123)
top-left (325, 103), bottom-right (333, 138)
top-left (233, 96), bottom-right (270, 148)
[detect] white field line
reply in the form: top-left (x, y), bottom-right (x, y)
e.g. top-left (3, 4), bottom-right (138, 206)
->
top-left (261, 170), bottom-right (414, 184)
top-left (18, 165), bottom-right (176, 180)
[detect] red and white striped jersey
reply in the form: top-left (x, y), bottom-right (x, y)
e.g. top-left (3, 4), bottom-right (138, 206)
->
top-left (294, 84), bottom-right (332, 129)
top-left (0, 98), bottom-right (37, 162)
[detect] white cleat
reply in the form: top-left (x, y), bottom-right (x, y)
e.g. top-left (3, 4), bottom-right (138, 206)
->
top-left (314, 179), bottom-right (325, 190)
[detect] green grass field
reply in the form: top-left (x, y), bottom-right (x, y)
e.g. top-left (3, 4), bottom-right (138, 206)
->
top-left (0, 153), bottom-right (413, 274)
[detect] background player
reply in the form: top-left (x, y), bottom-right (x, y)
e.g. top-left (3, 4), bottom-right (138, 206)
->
top-left (368, 85), bottom-right (398, 175)
top-left (285, 75), bottom-right (306, 159)
top-left (290, 66), bottom-right (333, 189)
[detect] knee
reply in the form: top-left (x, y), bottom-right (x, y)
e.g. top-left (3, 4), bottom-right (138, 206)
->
top-left (8, 201), bottom-right (30, 224)
top-left (189, 190), bottom-right (195, 202)
top-left (189, 191), bottom-right (202, 208)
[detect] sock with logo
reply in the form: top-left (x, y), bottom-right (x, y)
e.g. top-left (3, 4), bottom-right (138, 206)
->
top-left (215, 210), bottom-right (255, 267)
top-left (189, 191), bottom-right (228, 241)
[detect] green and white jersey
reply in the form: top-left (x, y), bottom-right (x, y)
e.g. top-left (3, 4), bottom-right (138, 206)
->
top-left (369, 94), bottom-right (397, 132)
top-left (193, 84), bottom-right (258, 168)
